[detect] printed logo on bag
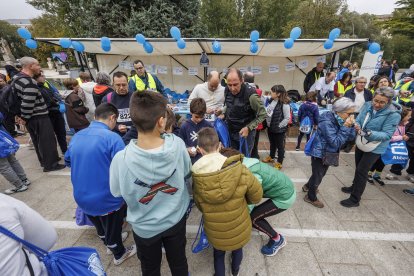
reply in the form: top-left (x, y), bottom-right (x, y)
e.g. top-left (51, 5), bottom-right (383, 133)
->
top-left (390, 142), bottom-right (409, 156)
top-left (134, 169), bottom-right (178, 205)
top-left (88, 253), bottom-right (105, 276)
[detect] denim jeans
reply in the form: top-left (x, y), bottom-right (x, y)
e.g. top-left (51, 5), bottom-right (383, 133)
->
top-left (213, 247), bottom-right (243, 276)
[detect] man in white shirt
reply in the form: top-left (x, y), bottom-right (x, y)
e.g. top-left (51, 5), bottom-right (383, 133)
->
top-left (344, 76), bottom-right (373, 114)
top-left (189, 71), bottom-right (225, 118)
top-left (312, 72), bottom-right (336, 106)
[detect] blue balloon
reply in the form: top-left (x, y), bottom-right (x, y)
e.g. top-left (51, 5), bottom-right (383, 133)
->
top-left (329, 28), bottom-right (341, 40)
top-left (144, 42), bottom-right (153, 54)
top-left (212, 41), bottom-right (221, 53)
top-left (25, 39), bottom-right (37, 49)
top-left (101, 37), bottom-right (111, 52)
top-left (250, 42), bottom-right (258, 53)
top-left (284, 38), bottom-right (294, 49)
top-left (170, 26), bottom-right (181, 40)
top-left (324, 39), bottom-right (334, 50)
top-left (17, 28), bottom-right (32, 40)
top-left (290, 27), bottom-right (302, 40)
top-left (135, 34), bottom-right (146, 44)
top-left (250, 30), bottom-right (259, 42)
top-left (369, 42), bottom-right (381, 54)
top-left (72, 41), bottom-right (85, 52)
top-left (177, 39), bottom-right (186, 49)
top-left (59, 38), bottom-right (72, 48)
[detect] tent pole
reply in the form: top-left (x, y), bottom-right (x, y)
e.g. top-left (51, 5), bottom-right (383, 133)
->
top-left (80, 53), bottom-right (95, 82)
top-left (330, 51), bottom-right (337, 71)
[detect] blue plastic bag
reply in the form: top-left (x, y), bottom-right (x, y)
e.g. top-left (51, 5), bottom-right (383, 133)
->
top-left (304, 131), bottom-right (316, 156)
top-left (0, 129), bottom-right (19, 158)
top-left (239, 136), bottom-right (250, 157)
top-left (214, 118), bottom-right (230, 148)
top-left (381, 141), bottom-right (409, 166)
top-left (191, 217), bottom-right (210, 253)
top-left (299, 116), bottom-right (312, 134)
top-left (75, 206), bottom-right (94, 226)
top-left (0, 225), bottom-right (106, 276)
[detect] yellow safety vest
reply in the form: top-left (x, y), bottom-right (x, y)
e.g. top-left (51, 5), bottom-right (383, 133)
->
top-left (76, 77), bottom-right (82, 86)
top-left (397, 95), bottom-right (412, 103)
top-left (315, 72), bottom-right (322, 81)
top-left (401, 81), bottom-right (413, 92)
top-left (44, 81), bottom-right (51, 89)
top-left (132, 73), bottom-right (157, 92)
top-left (337, 81), bottom-right (353, 95)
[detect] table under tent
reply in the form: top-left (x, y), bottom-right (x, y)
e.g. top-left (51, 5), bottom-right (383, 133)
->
top-left (36, 38), bottom-right (368, 101)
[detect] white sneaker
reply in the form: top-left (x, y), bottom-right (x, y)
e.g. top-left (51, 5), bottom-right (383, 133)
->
top-left (407, 174), bottom-right (414, 183)
top-left (22, 179), bottom-right (31, 186)
top-left (4, 185), bottom-right (28, 195)
top-left (385, 174), bottom-right (397, 180)
top-left (107, 232), bottom-right (129, 255)
top-left (113, 244), bottom-right (136, 266)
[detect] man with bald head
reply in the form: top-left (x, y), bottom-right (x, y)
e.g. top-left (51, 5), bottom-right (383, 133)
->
top-left (13, 57), bottom-right (65, 172)
top-left (223, 68), bottom-right (266, 155)
top-left (189, 71), bottom-right (225, 118)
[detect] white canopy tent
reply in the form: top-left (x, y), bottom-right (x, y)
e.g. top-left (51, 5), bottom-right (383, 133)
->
top-left (37, 38), bottom-right (368, 92)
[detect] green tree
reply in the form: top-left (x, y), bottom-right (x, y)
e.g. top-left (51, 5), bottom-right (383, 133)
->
top-left (0, 20), bottom-right (31, 60)
top-left (381, 0), bottom-right (414, 38)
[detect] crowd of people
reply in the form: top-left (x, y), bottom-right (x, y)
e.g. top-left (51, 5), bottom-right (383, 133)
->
top-left (0, 55), bottom-right (413, 276)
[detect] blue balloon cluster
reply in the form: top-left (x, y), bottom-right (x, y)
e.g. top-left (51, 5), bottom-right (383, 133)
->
top-left (250, 42), bottom-right (259, 54)
top-left (250, 30), bottom-right (259, 42)
top-left (144, 42), bottom-right (153, 54)
top-left (369, 42), bottom-right (380, 54)
top-left (324, 39), bottom-right (334, 50)
top-left (71, 41), bottom-right (85, 52)
top-left (212, 40), bottom-right (221, 53)
top-left (170, 26), bottom-right (186, 50)
top-left (290, 27), bottom-right (301, 40)
top-left (59, 38), bottom-right (72, 48)
top-left (101, 37), bottom-right (111, 52)
top-left (284, 38), bottom-right (294, 49)
top-left (329, 28), bottom-right (341, 40)
top-left (17, 28), bottom-right (37, 49)
top-left (135, 34), bottom-right (146, 44)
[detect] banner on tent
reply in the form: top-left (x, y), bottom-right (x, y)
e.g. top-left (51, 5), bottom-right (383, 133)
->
top-left (188, 67), bottom-right (198, 76)
top-left (119, 61), bottom-right (133, 70)
top-left (157, 66), bottom-right (168, 74)
top-left (298, 60), bottom-right (308, 69)
top-left (252, 66), bottom-right (262, 75)
top-left (285, 62), bottom-right (295, 71)
top-left (173, 67), bottom-right (184, 75)
top-left (269, 65), bottom-right (280, 73)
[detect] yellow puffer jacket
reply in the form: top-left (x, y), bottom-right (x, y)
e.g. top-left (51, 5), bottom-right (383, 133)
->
top-left (192, 154), bottom-right (263, 251)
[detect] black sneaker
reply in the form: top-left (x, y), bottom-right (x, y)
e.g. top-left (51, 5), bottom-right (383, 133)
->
top-left (367, 174), bottom-right (374, 184)
top-left (341, 186), bottom-right (352, 194)
top-left (340, 198), bottom-right (359, 208)
top-left (43, 164), bottom-right (66, 172)
top-left (295, 146), bottom-right (300, 151)
top-left (373, 175), bottom-right (385, 186)
top-left (403, 188), bottom-right (414, 196)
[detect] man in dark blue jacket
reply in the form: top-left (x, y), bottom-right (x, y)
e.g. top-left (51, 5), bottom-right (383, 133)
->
top-left (64, 103), bottom-right (136, 265)
top-left (344, 76), bottom-right (373, 115)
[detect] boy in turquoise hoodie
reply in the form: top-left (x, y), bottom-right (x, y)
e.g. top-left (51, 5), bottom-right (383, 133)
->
top-left (221, 148), bottom-right (296, 257)
top-left (110, 91), bottom-right (191, 276)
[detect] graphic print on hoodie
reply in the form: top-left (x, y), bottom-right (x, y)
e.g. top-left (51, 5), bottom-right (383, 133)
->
top-left (109, 134), bottom-right (191, 238)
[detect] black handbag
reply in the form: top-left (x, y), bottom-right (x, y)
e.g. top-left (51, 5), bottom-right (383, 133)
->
top-left (322, 152), bottom-right (340, 167)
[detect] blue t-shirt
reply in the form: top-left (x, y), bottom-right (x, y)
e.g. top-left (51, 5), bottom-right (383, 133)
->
top-left (178, 118), bottom-right (212, 164)
top-left (64, 121), bottom-right (125, 216)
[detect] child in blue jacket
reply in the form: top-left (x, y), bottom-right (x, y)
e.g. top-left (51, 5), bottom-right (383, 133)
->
top-left (296, 92), bottom-right (319, 150)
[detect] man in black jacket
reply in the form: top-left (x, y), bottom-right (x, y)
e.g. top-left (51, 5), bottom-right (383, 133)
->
top-left (303, 62), bottom-right (325, 93)
top-left (344, 76), bottom-right (373, 115)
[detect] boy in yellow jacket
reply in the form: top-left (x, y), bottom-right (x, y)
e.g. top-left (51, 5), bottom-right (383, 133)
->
top-left (192, 127), bottom-right (263, 276)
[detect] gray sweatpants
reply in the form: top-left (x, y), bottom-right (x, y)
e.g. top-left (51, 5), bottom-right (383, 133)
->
top-left (0, 154), bottom-right (27, 188)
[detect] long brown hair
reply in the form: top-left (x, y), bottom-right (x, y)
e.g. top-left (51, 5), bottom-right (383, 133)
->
top-left (271, 84), bottom-right (290, 104)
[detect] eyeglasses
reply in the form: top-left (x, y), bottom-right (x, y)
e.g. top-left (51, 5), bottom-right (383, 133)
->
top-left (373, 99), bottom-right (388, 105)
top-left (357, 82), bottom-right (367, 84)
top-left (136, 66), bottom-right (144, 70)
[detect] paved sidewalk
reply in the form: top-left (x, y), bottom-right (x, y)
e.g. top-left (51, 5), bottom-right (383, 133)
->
top-left (2, 134), bottom-right (414, 276)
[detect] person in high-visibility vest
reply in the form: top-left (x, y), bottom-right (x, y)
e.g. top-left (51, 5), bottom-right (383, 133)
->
top-left (303, 62), bottom-right (325, 93)
top-left (127, 60), bottom-right (166, 97)
top-left (334, 72), bottom-right (353, 98)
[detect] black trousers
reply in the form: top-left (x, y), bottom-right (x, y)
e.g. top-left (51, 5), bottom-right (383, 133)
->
top-left (133, 215), bottom-right (188, 276)
top-left (213, 247), bottom-right (243, 276)
top-left (305, 157), bottom-right (330, 201)
top-left (370, 158), bottom-right (385, 173)
top-left (296, 132), bottom-right (310, 148)
top-left (251, 199), bottom-right (285, 238)
top-left (26, 115), bottom-right (59, 170)
top-left (268, 131), bottom-right (285, 163)
top-left (251, 129), bottom-right (261, 159)
top-left (87, 205), bottom-right (127, 259)
top-left (49, 111), bottom-right (67, 153)
top-left (350, 147), bottom-right (380, 202)
top-left (3, 113), bottom-right (17, 136)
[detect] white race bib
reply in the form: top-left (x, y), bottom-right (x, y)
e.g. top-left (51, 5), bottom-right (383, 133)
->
top-left (204, 113), bottom-right (216, 122)
top-left (118, 108), bottom-right (131, 123)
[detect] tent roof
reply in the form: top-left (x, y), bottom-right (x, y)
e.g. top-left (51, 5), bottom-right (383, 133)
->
top-left (36, 38), bottom-right (368, 57)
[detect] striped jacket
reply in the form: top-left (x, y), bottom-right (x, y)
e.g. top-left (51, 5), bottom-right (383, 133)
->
top-left (13, 73), bottom-right (48, 120)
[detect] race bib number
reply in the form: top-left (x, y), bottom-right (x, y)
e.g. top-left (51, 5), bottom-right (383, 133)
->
top-left (118, 108), bottom-right (131, 123)
top-left (204, 113), bottom-right (216, 122)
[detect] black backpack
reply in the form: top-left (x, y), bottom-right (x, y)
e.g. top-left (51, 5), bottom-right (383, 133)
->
top-left (0, 77), bottom-right (23, 116)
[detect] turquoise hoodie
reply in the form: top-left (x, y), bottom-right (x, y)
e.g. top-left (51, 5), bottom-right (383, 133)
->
top-left (110, 134), bottom-right (191, 238)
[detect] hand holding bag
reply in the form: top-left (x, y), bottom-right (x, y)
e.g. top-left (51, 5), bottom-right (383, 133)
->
top-left (355, 113), bottom-right (380, 152)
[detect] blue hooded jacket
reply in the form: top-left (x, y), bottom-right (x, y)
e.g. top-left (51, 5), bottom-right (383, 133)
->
top-left (309, 111), bottom-right (356, 159)
top-left (355, 101), bottom-right (401, 154)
